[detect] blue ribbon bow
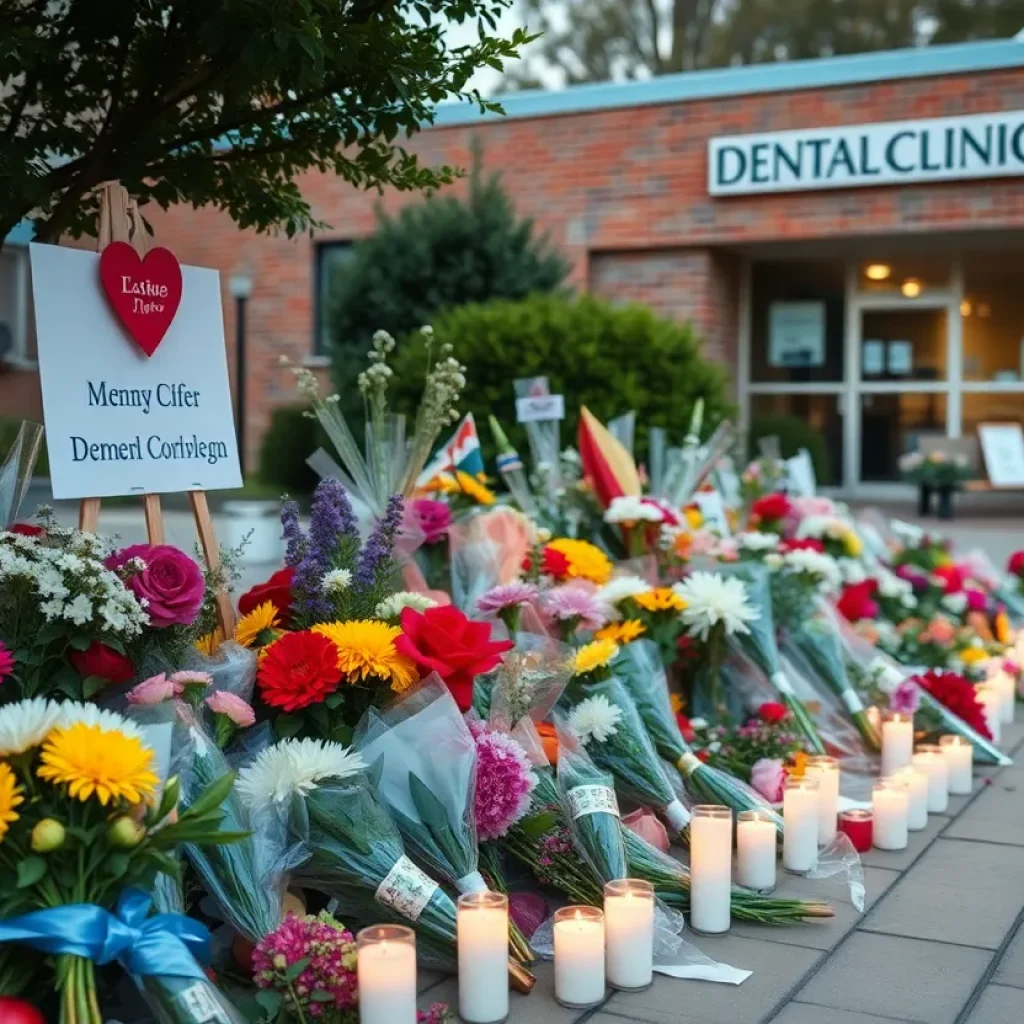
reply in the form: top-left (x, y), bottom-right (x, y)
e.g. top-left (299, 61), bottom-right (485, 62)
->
top-left (0, 888), bottom-right (211, 980)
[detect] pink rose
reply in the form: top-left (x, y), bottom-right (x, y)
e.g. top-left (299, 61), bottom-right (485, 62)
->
top-left (106, 544), bottom-right (205, 628)
top-left (205, 690), bottom-right (255, 727)
top-left (964, 588), bottom-right (987, 613)
top-left (929, 616), bottom-right (956, 645)
top-left (126, 673), bottom-right (179, 705)
top-left (411, 499), bottom-right (452, 545)
top-left (750, 757), bottom-right (786, 803)
top-left (623, 808), bottom-right (670, 854)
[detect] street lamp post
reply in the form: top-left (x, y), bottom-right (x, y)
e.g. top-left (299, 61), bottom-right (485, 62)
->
top-left (229, 272), bottom-right (253, 478)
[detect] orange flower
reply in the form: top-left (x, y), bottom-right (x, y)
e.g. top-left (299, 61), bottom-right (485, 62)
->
top-left (787, 750), bottom-right (809, 779)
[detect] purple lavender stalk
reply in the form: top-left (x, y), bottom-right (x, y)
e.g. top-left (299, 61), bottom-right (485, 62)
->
top-left (353, 493), bottom-right (404, 599)
top-left (281, 499), bottom-right (305, 568)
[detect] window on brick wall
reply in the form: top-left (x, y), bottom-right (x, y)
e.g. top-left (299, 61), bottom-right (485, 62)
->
top-left (313, 241), bottom-right (353, 358)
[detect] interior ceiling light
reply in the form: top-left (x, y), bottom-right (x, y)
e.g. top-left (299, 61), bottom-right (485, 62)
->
top-left (901, 278), bottom-right (922, 298)
top-left (864, 263), bottom-right (891, 281)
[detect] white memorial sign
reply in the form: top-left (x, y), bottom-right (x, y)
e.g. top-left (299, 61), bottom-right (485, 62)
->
top-left (979, 423), bottom-right (1024, 486)
top-left (710, 109), bottom-right (1024, 196)
top-left (29, 243), bottom-right (242, 500)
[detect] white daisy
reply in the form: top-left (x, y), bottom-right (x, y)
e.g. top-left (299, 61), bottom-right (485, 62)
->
top-left (236, 738), bottom-right (366, 813)
top-left (674, 571), bottom-right (760, 640)
top-left (567, 694), bottom-right (623, 747)
top-left (56, 702), bottom-right (143, 740)
top-left (737, 531), bottom-right (780, 552)
top-left (0, 698), bottom-right (63, 756)
top-left (374, 591), bottom-right (438, 620)
top-left (322, 568), bottom-right (353, 594)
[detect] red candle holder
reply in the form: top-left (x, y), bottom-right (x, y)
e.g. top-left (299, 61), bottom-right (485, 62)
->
top-left (838, 809), bottom-right (873, 853)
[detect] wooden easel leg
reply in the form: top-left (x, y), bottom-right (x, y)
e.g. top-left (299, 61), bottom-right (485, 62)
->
top-left (189, 490), bottom-right (236, 637)
top-left (79, 497), bottom-right (101, 533)
top-left (143, 494), bottom-right (165, 544)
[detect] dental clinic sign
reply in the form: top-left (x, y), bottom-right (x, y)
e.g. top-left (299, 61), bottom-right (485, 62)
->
top-left (29, 243), bottom-right (242, 500)
top-left (709, 109), bottom-right (1024, 196)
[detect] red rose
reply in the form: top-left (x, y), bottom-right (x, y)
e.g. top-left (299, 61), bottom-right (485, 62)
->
top-left (239, 567), bottom-right (296, 627)
top-left (933, 565), bottom-right (964, 594)
top-left (780, 538), bottom-right (825, 554)
top-left (68, 640), bottom-right (135, 686)
top-left (0, 999), bottom-right (45, 1024)
top-left (395, 605), bottom-right (514, 711)
top-left (836, 580), bottom-right (879, 623)
top-left (9, 523), bottom-right (44, 537)
top-left (1008, 550), bottom-right (1024, 578)
top-left (751, 492), bottom-right (791, 523)
top-left (675, 711), bottom-right (695, 743)
top-left (758, 701), bottom-right (789, 724)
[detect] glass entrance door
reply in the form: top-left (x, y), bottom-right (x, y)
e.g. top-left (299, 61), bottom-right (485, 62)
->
top-left (855, 304), bottom-right (951, 483)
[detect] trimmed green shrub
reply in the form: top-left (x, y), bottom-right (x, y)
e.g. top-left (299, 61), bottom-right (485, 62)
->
top-left (258, 405), bottom-right (325, 496)
top-left (389, 293), bottom-right (733, 465)
top-left (748, 414), bottom-right (832, 486)
top-left (328, 150), bottom-right (571, 360)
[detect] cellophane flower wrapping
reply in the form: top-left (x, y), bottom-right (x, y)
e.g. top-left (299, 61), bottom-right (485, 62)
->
top-left (486, 632), bottom-right (572, 730)
top-left (559, 676), bottom-right (692, 834)
top-left (178, 709), bottom-right (292, 944)
top-left (0, 420), bottom-right (43, 527)
top-left (717, 562), bottom-right (826, 754)
top-left (353, 677), bottom-right (481, 892)
top-left (136, 975), bottom-right (249, 1024)
top-left (555, 733), bottom-right (629, 883)
top-left (448, 506), bottom-right (533, 612)
top-left (611, 639), bottom-right (689, 762)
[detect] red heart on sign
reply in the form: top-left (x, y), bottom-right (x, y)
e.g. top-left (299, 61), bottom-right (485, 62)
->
top-left (99, 242), bottom-right (183, 357)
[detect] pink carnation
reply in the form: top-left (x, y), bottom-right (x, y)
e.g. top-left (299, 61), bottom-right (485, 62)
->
top-left (126, 673), bottom-right (179, 705)
top-left (750, 757), bottom-right (786, 803)
top-left (0, 642), bottom-right (14, 685)
top-left (469, 720), bottom-right (537, 840)
top-left (477, 582), bottom-right (538, 615)
top-left (964, 587), bottom-right (987, 613)
top-left (541, 584), bottom-right (609, 630)
top-left (205, 690), bottom-right (256, 727)
top-left (411, 498), bottom-right (453, 544)
top-left (890, 679), bottom-right (921, 715)
top-left (106, 543), bottom-right (205, 628)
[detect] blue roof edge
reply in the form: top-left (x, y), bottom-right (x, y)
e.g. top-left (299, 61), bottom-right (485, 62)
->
top-left (432, 38), bottom-right (1024, 128)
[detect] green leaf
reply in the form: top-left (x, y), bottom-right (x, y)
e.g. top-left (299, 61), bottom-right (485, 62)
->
top-left (519, 810), bottom-right (557, 839)
top-left (68, 635), bottom-right (93, 651)
top-left (367, 754), bottom-right (384, 791)
top-left (283, 956), bottom-right (311, 983)
top-left (309, 990), bottom-right (335, 1003)
top-left (408, 772), bottom-right (450, 832)
top-left (82, 675), bottom-right (107, 699)
top-left (275, 715), bottom-right (303, 739)
top-left (254, 989), bottom-right (284, 1015)
top-left (16, 857), bottom-right (47, 889)
top-left (181, 770), bottom-right (236, 821)
top-left (108, 853), bottom-right (130, 879)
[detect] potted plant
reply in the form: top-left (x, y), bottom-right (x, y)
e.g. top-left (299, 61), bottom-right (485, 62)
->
top-left (900, 451), bottom-right (972, 519)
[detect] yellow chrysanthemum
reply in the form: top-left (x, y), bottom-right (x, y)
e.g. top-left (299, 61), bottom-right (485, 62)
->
top-left (573, 638), bottom-right (620, 677)
top-left (633, 588), bottom-right (687, 613)
top-left (38, 724), bottom-right (158, 807)
top-left (595, 620), bottom-right (647, 645)
top-left (195, 629), bottom-right (225, 657)
top-left (842, 530), bottom-right (863, 558)
top-left (547, 538), bottom-right (613, 585)
top-left (959, 647), bottom-right (988, 666)
top-left (312, 620), bottom-right (418, 692)
top-left (684, 506), bottom-right (703, 529)
top-left (456, 471), bottom-right (496, 506)
top-left (0, 762), bottom-right (24, 844)
top-left (234, 601), bottom-right (281, 649)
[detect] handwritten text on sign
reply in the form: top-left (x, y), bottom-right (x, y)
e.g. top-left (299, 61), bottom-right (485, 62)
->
top-left (99, 243), bottom-right (183, 357)
top-left (30, 243), bottom-right (242, 499)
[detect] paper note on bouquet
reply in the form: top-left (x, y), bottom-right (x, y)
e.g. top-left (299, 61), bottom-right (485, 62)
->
top-left (516, 394), bottom-right (565, 423)
top-left (29, 242), bottom-right (242, 500)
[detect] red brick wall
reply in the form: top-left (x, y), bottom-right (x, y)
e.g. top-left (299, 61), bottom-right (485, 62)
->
top-left (32, 65), bottom-right (1024, 467)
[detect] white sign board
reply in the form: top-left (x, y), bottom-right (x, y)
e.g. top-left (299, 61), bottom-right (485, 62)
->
top-left (887, 340), bottom-right (913, 376)
top-left (979, 423), bottom-right (1024, 486)
top-left (709, 109), bottom-right (1024, 196)
top-left (29, 243), bottom-right (242, 500)
top-left (693, 490), bottom-right (730, 536)
top-left (768, 302), bottom-right (825, 368)
top-left (785, 449), bottom-right (817, 497)
top-left (516, 394), bottom-right (565, 423)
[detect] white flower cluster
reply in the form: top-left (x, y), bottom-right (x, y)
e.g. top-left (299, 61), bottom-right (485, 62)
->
top-left (736, 531), bottom-right (781, 552)
top-left (375, 591), bottom-right (438, 619)
top-left (941, 591), bottom-right (968, 615)
top-left (604, 495), bottom-right (663, 525)
top-left (837, 557), bottom-right (868, 584)
top-left (674, 571), bottom-right (760, 640)
top-left (322, 568), bottom-right (352, 594)
top-left (795, 514), bottom-right (851, 542)
top-left (568, 694), bottom-right (623, 747)
top-left (781, 548), bottom-right (842, 593)
top-left (597, 575), bottom-right (651, 621)
top-left (0, 531), bottom-right (147, 636)
top-left (877, 569), bottom-right (917, 609)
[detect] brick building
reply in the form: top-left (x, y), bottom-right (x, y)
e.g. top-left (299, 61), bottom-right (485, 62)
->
top-left (5, 37), bottom-right (1024, 494)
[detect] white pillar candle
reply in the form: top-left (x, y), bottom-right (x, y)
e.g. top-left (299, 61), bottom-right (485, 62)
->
top-left (783, 777), bottom-right (820, 874)
top-left (553, 906), bottom-right (605, 1008)
top-left (976, 684), bottom-right (1002, 744)
top-left (736, 809), bottom-right (777, 892)
top-left (895, 765), bottom-right (929, 830)
top-left (690, 805), bottom-right (732, 933)
top-left (603, 879), bottom-right (654, 991)
top-left (805, 756), bottom-right (840, 845)
top-left (1015, 629), bottom-right (1024, 664)
top-left (457, 891), bottom-right (509, 1024)
top-left (940, 734), bottom-right (973, 795)
top-left (357, 925), bottom-right (417, 1024)
top-left (988, 666), bottom-right (1016, 725)
top-left (881, 712), bottom-right (914, 776)
top-left (912, 745), bottom-right (949, 813)
top-left (872, 779), bottom-right (909, 851)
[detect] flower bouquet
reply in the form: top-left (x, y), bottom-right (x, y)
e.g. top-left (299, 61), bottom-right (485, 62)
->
top-left (611, 639), bottom-right (784, 835)
top-left (237, 738), bottom-right (534, 991)
top-left (561, 645), bottom-right (692, 836)
top-left (0, 700), bottom-right (247, 1023)
top-left (709, 563), bottom-right (827, 754)
top-left (352, 678), bottom-right (534, 963)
